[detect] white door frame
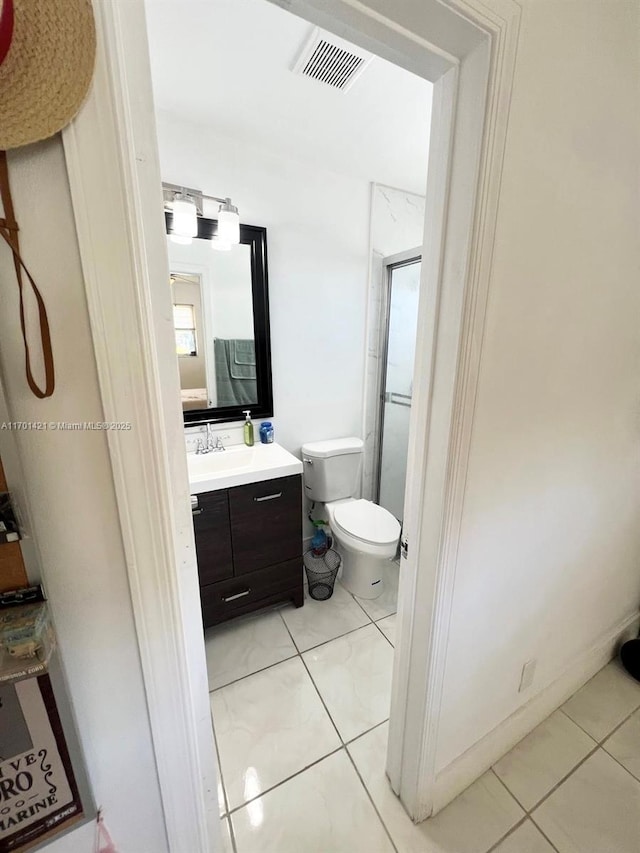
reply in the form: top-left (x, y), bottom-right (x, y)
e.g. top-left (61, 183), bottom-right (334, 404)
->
top-left (62, 0), bottom-right (520, 847)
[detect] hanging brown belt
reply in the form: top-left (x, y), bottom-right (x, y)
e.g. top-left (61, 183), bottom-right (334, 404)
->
top-left (0, 148), bottom-right (55, 398)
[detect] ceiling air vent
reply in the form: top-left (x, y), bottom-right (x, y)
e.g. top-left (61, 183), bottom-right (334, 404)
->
top-left (292, 28), bottom-right (373, 92)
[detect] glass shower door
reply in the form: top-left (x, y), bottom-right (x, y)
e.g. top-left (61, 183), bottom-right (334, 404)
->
top-left (377, 257), bottom-right (421, 522)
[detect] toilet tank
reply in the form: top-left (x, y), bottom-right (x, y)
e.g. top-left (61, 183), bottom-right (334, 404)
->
top-left (301, 437), bottom-right (364, 502)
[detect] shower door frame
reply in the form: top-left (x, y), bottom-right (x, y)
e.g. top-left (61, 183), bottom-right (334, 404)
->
top-left (375, 249), bottom-right (422, 514)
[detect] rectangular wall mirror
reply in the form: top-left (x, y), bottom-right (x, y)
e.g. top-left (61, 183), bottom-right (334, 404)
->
top-left (165, 213), bottom-right (273, 424)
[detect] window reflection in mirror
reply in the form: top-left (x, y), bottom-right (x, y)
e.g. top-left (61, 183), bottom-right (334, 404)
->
top-left (169, 239), bottom-right (257, 412)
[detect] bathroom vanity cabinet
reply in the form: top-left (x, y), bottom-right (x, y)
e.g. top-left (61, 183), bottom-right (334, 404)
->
top-left (191, 474), bottom-right (303, 627)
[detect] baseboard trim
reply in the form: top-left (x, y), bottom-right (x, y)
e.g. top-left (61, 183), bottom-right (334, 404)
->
top-left (431, 610), bottom-right (640, 814)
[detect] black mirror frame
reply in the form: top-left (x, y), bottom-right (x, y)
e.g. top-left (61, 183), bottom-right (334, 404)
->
top-left (165, 212), bottom-right (274, 425)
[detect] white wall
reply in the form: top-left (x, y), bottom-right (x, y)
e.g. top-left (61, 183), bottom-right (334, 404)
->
top-left (435, 0), bottom-right (640, 771)
top-left (0, 140), bottom-right (168, 852)
top-left (169, 239), bottom-right (255, 340)
top-left (156, 110), bottom-right (371, 455)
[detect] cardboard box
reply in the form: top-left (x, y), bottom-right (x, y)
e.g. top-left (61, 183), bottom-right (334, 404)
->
top-left (0, 675), bottom-right (83, 851)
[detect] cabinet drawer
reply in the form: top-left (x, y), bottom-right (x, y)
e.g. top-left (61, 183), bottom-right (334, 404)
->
top-left (229, 475), bottom-right (302, 575)
top-left (192, 490), bottom-right (234, 584)
top-left (200, 558), bottom-right (301, 627)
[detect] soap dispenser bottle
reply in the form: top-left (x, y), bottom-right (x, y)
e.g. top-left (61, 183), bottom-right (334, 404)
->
top-left (242, 410), bottom-right (254, 446)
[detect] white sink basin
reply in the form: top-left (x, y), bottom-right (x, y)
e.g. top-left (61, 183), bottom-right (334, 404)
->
top-left (187, 441), bottom-right (303, 493)
top-left (188, 445), bottom-right (258, 474)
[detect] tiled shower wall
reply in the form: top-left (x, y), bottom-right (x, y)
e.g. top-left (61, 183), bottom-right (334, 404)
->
top-left (362, 184), bottom-right (426, 501)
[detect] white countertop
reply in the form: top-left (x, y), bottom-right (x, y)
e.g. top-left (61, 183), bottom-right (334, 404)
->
top-left (187, 441), bottom-right (303, 493)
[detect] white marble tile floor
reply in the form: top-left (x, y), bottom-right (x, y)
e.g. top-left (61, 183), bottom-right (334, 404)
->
top-left (302, 623), bottom-right (394, 742)
top-left (280, 581), bottom-right (370, 652)
top-left (376, 612), bottom-right (396, 646)
top-left (208, 580), bottom-right (640, 853)
top-left (211, 656), bottom-right (341, 809)
top-left (205, 608), bottom-right (297, 690)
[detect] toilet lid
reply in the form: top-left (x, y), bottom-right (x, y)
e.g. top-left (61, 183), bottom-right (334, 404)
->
top-left (333, 499), bottom-right (400, 545)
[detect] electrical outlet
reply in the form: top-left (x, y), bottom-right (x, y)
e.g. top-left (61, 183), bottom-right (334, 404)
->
top-left (519, 659), bottom-right (536, 693)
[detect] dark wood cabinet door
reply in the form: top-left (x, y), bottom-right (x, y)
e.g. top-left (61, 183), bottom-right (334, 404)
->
top-left (200, 558), bottom-right (302, 628)
top-left (229, 475), bottom-right (302, 575)
top-left (191, 490), bottom-right (233, 585)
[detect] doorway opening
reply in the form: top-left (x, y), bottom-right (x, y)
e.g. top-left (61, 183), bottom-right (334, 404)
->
top-left (62, 0), bottom-right (519, 846)
top-left (144, 0), bottom-right (432, 842)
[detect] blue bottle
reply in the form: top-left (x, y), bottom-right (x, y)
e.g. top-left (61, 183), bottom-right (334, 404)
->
top-left (311, 526), bottom-right (328, 557)
top-left (259, 421), bottom-right (274, 444)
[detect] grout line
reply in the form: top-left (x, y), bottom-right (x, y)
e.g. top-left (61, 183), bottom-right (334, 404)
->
top-left (485, 770), bottom-right (566, 853)
top-left (489, 766), bottom-right (529, 813)
top-left (484, 671), bottom-right (640, 851)
top-left (344, 743), bottom-right (400, 853)
top-left (350, 591), bottom-right (377, 621)
top-left (594, 700), bottom-right (640, 747)
top-left (210, 581), bottom-right (400, 843)
top-left (279, 611), bottom-right (346, 746)
top-left (226, 746), bottom-right (345, 816)
top-left (346, 577), bottom-right (399, 627)
top-left (375, 612), bottom-right (397, 622)
top-left (557, 707), bottom-right (599, 741)
top-left (526, 814), bottom-right (561, 853)
top-left (557, 706), bottom-right (607, 744)
top-left (506, 743), bottom-right (600, 816)
top-left (489, 672), bottom-right (640, 800)
top-left (218, 604), bottom-right (397, 823)
top-left (288, 618), bottom-right (378, 656)
top-left (225, 814), bottom-right (238, 853)
top-left (211, 717), bottom-right (238, 853)
top-left (211, 717), bottom-right (231, 819)
top-left (208, 650), bottom-right (299, 693)
top-left (345, 718), bottom-right (390, 747)
top-left (557, 699), bottom-right (640, 782)
top-left (558, 692), bottom-right (640, 752)
top-left (483, 814), bottom-right (529, 853)
top-left (212, 611), bottom-right (639, 850)
top-left (372, 617), bottom-right (395, 648)
top-left (209, 599), bottom-right (390, 695)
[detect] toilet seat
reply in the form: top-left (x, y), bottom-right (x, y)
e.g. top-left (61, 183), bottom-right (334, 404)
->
top-left (332, 499), bottom-right (400, 546)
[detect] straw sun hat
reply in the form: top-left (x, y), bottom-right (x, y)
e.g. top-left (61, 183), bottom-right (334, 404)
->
top-left (0, 0), bottom-right (96, 150)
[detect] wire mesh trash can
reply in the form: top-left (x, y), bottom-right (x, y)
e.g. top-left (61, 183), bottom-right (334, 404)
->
top-left (303, 548), bottom-right (341, 601)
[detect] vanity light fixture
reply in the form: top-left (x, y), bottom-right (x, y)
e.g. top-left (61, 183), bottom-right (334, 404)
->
top-left (170, 193), bottom-right (198, 244)
top-left (163, 183), bottom-right (241, 247)
top-left (216, 198), bottom-right (240, 245)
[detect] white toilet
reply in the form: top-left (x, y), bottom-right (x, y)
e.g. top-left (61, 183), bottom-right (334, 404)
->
top-left (301, 437), bottom-right (401, 599)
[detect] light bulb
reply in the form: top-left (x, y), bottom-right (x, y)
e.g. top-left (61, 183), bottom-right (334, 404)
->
top-left (172, 195), bottom-right (198, 239)
top-left (217, 199), bottom-right (240, 245)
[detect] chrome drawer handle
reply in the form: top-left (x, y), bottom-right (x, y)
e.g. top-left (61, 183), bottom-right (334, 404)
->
top-left (254, 492), bottom-right (282, 502)
top-left (222, 589), bottom-right (251, 602)
top-left (192, 507), bottom-right (204, 516)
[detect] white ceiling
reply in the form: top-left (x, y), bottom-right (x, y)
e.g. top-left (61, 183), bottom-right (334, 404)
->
top-left (145, 0), bottom-right (433, 194)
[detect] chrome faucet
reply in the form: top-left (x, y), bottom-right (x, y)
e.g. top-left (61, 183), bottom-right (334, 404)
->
top-left (195, 424), bottom-right (227, 454)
